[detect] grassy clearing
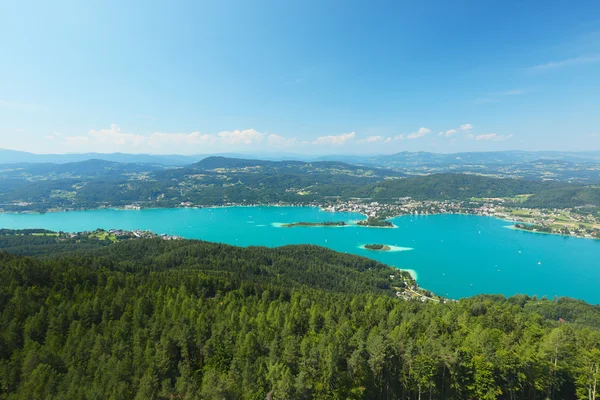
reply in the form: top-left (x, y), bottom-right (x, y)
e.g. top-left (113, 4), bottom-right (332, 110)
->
top-left (89, 231), bottom-right (118, 242)
top-left (509, 209), bottom-right (535, 217)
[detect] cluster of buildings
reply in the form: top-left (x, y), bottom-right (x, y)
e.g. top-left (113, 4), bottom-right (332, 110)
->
top-left (323, 198), bottom-right (495, 219)
top-left (323, 198), bottom-right (599, 240)
top-left (62, 229), bottom-right (182, 241)
top-left (108, 229), bottom-right (182, 240)
top-left (394, 279), bottom-right (443, 303)
top-left (504, 207), bottom-right (599, 239)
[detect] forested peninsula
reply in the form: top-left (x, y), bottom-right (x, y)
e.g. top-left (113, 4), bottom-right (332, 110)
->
top-left (1, 232), bottom-right (600, 399)
top-left (281, 221), bottom-right (347, 227)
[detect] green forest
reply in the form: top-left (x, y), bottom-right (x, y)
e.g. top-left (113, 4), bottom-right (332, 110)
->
top-left (1, 235), bottom-right (600, 399)
top-left (2, 157), bottom-right (600, 212)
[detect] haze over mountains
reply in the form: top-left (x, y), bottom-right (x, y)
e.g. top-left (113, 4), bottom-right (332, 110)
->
top-left (0, 148), bottom-right (234, 165)
top-left (327, 150), bottom-right (600, 168)
top-left (1, 153), bottom-right (600, 214)
top-left (3, 149), bottom-right (600, 189)
top-left (3, 148), bottom-right (600, 167)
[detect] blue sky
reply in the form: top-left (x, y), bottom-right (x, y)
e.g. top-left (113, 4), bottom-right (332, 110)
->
top-left (1, 0), bottom-right (600, 155)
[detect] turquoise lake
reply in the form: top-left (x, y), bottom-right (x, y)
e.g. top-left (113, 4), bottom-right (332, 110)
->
top-left (1, 206), bottom-right (599, 303)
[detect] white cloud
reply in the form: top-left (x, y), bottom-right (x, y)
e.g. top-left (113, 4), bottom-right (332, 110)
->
top-left (62, 125), bottom-right (276, 153)
top-left (86, 124), bottom-right (146, 146)
top-left (438, 128), bottom-right (458, 137)
top-left (15, 128), bottom-right (25, 132)
top-left (529, 54), bottom-right (600, 71)
top-left (406, 127), bottom-right (431, 140)
top-left (44, 135), bottom-right (55, 141)
top-left (395, 127), bottom-right (431, 140)
top-left (218, 129), bottom-right (264, 145)
top-left (358, 135), bottom-right (392, 143)
top-left (438, 123), bottom-right (472, 137)
top-left (473, 133), bottom-right (513, 141)
top-left (312, 132), bottom-right (355, 145)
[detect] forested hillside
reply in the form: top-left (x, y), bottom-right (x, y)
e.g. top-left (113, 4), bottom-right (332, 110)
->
top-left (523, 186), bottom-right (600, 208)
top-left (1, 237), bottom-right (600, 399)
top-left (0, 229), bottom-right (115, 257)
top-left (327, 173), bottom-right (567, 201)
top-left (341, 174), bottom-right (600, 208)
top-left (0, 157), bottom-right (402, 212)
top-left (5, 154), bottom-right (600, 212)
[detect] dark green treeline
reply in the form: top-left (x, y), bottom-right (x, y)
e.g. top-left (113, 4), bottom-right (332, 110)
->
top-left (1, 238), bottom-right (600, 399)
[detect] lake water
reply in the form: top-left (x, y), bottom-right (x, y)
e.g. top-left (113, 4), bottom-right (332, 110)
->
top-left (1, 206), bottom-right (599, 303)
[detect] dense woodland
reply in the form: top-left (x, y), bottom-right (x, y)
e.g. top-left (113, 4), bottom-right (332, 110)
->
top-left (2, 235), bottom-right (600, 399)
top-left (2, 157), bottom-right (600, 212)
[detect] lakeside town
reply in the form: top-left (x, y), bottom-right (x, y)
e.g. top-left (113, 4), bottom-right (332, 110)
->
top-left (322, 197), bottom-right (600, 240)
top-left (59, 228), bottom-right (183, 242)
top-left (2, 196), bottom-right (599, 240)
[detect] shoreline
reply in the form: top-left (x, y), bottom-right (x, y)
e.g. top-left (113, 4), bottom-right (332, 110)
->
top-left (2, 209), bottom-right (598, 303)
top-left (506, 224), bottom-right (600, 241)
top-left (358, 244), bottom-right (414, 252)
top-left (0, 203), bottom-right (320, 216)
top-left (272, 220), bottom-right (398, 229)
top-left (400, 268), bottom-right (418, 281)
top-left (1, 204), bottom-right (596, 241)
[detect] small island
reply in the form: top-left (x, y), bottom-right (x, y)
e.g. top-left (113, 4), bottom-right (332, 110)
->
top-left (356, 217), bottom-right (394, 227)
top-left (281, 221), bottom-right (347, 227)
top-left (363, 244), bottom-right (392, 251)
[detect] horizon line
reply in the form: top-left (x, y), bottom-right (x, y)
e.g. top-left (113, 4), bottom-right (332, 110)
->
top-left (2, 147), bottom-right (600, 157)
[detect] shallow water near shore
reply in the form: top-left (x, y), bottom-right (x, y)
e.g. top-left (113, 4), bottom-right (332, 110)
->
top-left (1, 206), bottom-right (599, 303)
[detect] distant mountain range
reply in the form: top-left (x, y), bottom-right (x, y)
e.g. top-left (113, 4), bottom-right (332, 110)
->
top-left (0, 159), bottom-right (167, 180)
top-left (0, 149), bottom-right (261, 166)
top-left (317, 150), bottom-right (600, 168)
top-left (1, 155), bottom-right (599, 212)
top-left (0, 156), bottom-right (401, 181)
top-left (3, 148), bottom-right (600, 167)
